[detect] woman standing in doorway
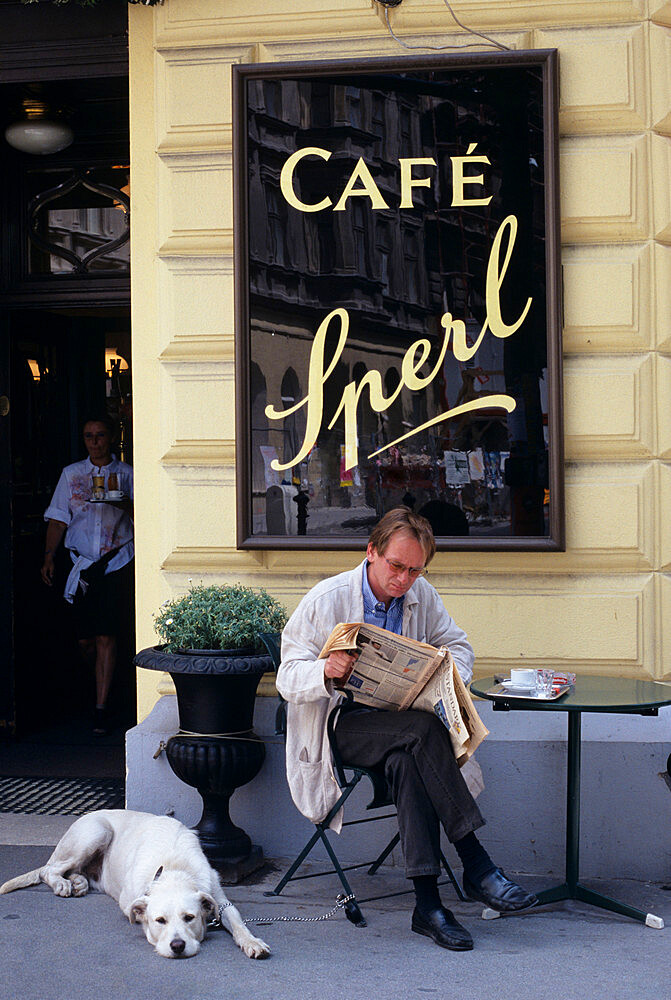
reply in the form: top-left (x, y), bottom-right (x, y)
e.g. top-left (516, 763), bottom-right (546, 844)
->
top-left (41, 416), bottom-right (134, 735)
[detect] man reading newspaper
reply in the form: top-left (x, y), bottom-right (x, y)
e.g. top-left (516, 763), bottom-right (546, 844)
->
top-left (278, 508), bottom-right (537, 952)
top-left (319, 621), bottom-right (488, 765)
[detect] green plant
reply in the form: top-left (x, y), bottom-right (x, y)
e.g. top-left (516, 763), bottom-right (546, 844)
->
top-left (154, 583), bottom-right (288, 653)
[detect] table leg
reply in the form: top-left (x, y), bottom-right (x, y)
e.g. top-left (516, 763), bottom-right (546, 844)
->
top-left (534, 711), bottom-right (581, 908)
top-left (574, 884), bottom-right (663, 927)
top-left (534, 710), bottom-right (664, 927)
top-left (565, 710), bottom-right (581, 891)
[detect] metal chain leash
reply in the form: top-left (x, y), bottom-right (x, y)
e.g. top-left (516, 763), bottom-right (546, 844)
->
top-left (214, 894), bottom-right (355, 927)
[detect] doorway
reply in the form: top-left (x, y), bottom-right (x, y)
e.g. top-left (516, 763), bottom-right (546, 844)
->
top-left (0, 2), bottom-right (131, 810)
top-left (0, 308), bottom-right (135, 750)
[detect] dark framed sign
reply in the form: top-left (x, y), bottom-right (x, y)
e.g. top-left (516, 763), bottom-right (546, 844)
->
top-left (233, 50), bottom-right (563, 550)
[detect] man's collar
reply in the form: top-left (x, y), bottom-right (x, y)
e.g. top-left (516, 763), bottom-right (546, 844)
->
top-left (362, 560), bottom-right (386, 611)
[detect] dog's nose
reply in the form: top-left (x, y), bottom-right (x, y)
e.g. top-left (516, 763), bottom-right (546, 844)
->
top-left (170, 938), bottom-right (186, 956)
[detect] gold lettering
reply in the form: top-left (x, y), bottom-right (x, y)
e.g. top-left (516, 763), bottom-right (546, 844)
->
top-left (330, 325), bottom-right (453, 471)
top-left (280, 147), bottom-right (332, 213)
top-left (399, 157), bottom-right (436, 208)
top-left (401, 334), bottom-right (449, 391)
top-left (451, 142), bottom-right (493, 208)
top-left (328, 371), bottom-right (401, 472)
top-left (484, 214), bottom-right (532, 339)
top-left (368, 396), bottom-right (517, 460)
top-left (440, 215), bottom-right (532, 360)
top-left (332, 158), bottom-right (390, 212)
top-left (265, 308), bottom-right (349, 470)
top-left (267, 214), bottom-right (528, 472)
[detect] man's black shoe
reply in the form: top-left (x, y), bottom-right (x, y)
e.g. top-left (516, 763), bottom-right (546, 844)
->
top-left (463, 868), bottom-right (537, 913)
top-left (411, 905), bottom-right (474, 951)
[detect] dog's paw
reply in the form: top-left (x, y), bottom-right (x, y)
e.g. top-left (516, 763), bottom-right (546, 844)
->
top-left (52, 876), bottom-right (72, 897)
top-left (70, 874), bottom-right (89, 897)
top-left (243, 935), bottom-right (270, 959)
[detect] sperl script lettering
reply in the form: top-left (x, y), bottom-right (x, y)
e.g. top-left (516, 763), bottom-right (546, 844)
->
top-left (266, 215), bottom-right (529, 472)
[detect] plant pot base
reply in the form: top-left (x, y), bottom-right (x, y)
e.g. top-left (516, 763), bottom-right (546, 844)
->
top-left (207, 844), bottom-right (265, 885)
top-left (134, 644), bottom-right (278, 878)
top-left (165, 734), bottom-right (266, 878)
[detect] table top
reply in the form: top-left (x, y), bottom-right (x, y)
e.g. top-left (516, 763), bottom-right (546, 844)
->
top-left (470, 674), bottom-right (671, 714)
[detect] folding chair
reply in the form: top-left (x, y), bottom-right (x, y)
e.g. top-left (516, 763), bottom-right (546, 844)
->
top-left (259, 633), bottom-right (465, 927)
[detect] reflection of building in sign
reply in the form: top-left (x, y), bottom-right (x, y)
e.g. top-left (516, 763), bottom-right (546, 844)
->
top-left (246, 71), bottom-right (549, 539)
top-left (250, 362), bottom-right (269, 494)
top-left (280, 367), bottom-right (305, 476)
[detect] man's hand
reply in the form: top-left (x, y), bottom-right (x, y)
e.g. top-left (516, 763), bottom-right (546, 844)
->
top-left (324, 649), bottom-right (359, 687)
top-left (41, 553), bottom-right (55, 586)
top-left (41, 519), bottom-right (66, 587)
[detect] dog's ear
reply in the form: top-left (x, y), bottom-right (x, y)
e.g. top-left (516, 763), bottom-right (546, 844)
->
top-left (199, 892), bottom-right (217, 919)
top-left (129, 896), bottom-right (148, 923)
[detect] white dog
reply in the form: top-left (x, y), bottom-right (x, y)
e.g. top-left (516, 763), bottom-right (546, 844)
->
top-left (0, 809), bottom-right (270, 960)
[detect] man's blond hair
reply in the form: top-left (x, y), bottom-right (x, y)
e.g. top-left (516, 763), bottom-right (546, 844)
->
top-left (368, 507), bottom-right (436, 565)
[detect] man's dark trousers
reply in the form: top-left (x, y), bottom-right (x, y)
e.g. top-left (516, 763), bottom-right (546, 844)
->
top-left (334, 707), bottom-right (484, 878)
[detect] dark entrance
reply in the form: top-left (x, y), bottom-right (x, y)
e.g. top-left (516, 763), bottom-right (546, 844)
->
top-left (0, 3), bottom-right (132, 786)
top-left (1, 309), bottom-right (134, 738)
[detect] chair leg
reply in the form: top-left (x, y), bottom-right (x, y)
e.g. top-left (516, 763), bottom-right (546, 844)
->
top-left (264, 781), bottom-right (363, 898)
top-left (440, 850), bottom-right (466, 902)
top-left (264, 825), bottom-right (326, 896)
top-left (367, 832), bottom-right (400, 876)
top-left (320, 831), bottom-right (367, 927)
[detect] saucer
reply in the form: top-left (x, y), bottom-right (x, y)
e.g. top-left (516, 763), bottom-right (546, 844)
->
top-left (500, 679), bottom-right (538, 695)
top-left (88, 493), bottom-right (125, 503)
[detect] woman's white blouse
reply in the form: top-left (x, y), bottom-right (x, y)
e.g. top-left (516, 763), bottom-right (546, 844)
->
top-left (44, 455), bottom-right (134, 602)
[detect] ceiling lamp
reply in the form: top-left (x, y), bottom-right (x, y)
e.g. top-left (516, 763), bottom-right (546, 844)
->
top-left (5, 100), bottom-right (73, 155)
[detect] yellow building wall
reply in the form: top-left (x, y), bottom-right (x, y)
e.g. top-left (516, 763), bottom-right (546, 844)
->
top-left (128, 0), bottom-right (671, 721)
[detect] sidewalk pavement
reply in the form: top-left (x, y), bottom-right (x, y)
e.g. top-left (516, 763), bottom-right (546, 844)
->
top-left (1, 814), bottom-right (670, 1000)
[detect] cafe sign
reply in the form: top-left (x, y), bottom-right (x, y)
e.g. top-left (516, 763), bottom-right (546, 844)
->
top-left (233, 50), bottom-right (563, 550)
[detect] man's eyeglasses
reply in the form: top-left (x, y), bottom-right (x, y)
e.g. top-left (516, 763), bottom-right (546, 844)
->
top-left (383, 556), bottom-right (426, 579)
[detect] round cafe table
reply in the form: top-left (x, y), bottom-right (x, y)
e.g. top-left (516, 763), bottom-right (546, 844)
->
top-left (469, 674), bottom-right (671, 927)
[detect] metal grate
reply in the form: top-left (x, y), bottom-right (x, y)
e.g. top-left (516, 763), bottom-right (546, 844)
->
top-left (0, 776), bottom-right (125, 815)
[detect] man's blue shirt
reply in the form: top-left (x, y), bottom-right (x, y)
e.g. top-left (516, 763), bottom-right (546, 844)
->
top-left (361, 561), bottom-right (404, 635)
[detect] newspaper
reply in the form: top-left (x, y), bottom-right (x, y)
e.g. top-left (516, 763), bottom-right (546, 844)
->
top-left (319, 622), bottom-right (488, 763)
top-left (412, 655), bottom-right (489, 763)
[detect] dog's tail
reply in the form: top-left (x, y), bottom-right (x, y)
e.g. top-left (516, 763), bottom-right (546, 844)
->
top-left (0, 869), bottom-right (42, 894)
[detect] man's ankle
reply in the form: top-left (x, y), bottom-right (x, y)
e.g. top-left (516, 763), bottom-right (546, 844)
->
top-left (453, 832), bottom-right (497, 884)
top-left (412, 874), bottom-right (441, 915)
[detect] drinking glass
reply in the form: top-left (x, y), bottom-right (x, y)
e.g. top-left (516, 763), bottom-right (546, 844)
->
top-left (537, 668), bottom-right (555, 698)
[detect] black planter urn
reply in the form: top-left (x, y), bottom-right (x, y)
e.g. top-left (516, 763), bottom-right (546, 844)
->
top-left (134, 644), bottom-right (273, 882)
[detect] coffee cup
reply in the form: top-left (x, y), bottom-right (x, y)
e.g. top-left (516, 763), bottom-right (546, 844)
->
top-left (106, 490), bottom-right (123, 500)
top-left (509, 668), bottom-right (537, 688)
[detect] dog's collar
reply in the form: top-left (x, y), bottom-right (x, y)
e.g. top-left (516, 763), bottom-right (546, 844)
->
top-left (208, 902), bottom-right (233, 929)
